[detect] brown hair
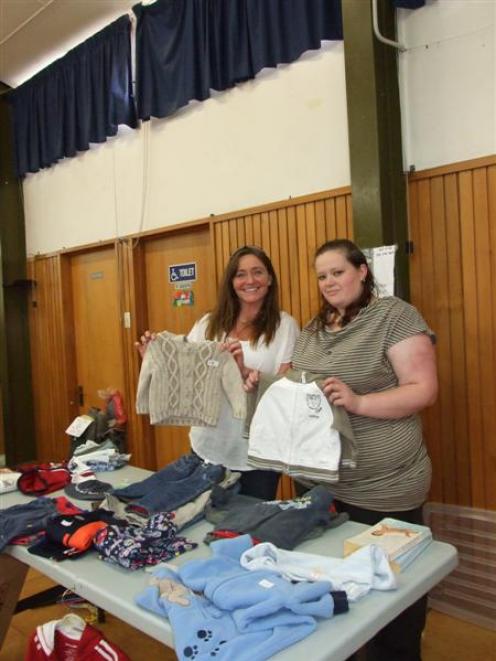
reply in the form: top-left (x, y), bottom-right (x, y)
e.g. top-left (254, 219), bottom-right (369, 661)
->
top-left (205, 245), bottom-right (281, 345)
top-left (313, 239), bottom-right (376, 329)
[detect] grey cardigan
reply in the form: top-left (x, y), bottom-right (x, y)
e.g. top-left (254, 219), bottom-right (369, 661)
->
top-left (136, 331), bottom-right (246, 426)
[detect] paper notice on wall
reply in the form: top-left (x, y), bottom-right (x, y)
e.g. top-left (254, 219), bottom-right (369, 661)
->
top-left (363, 245), bottom-right (397, 297)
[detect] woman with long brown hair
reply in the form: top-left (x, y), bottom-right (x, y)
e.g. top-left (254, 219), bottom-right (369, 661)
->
top-left (138, 245), bottom-right (299, 499)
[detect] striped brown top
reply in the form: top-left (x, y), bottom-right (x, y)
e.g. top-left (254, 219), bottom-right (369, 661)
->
top-left (292, 297), bottom-right (433, 511)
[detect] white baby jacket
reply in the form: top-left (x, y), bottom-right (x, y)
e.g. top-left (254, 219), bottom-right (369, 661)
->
top-left (247, 374), bottom-right (356, 482)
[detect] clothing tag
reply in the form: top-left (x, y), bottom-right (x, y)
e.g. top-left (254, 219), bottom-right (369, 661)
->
top-left (207, 359), bottom-right (219, 367)
top-left (258, 579), bottom-right (275, 589)
top-left (65, 415), bottom-right (94, 437)
top-left (301, 371), bottom-right (307, 384)
top-left (61, 520), bottom-right (73, 527)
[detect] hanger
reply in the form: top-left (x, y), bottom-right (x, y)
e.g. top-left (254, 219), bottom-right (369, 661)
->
top-left (57, 613), bottom-right (86, 638)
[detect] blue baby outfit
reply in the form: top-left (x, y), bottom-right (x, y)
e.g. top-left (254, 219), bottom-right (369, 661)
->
top-left (136, 536), bottom-right (335, 661)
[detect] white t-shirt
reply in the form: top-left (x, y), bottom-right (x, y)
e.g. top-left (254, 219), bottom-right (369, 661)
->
top-left (187, 311), bottom-right (300, 470)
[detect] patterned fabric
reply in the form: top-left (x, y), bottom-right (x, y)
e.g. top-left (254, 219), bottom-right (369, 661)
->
top-left (94, 512), bottom-right (196, 570)
top-left (291, 297), bottom-right (433, 511)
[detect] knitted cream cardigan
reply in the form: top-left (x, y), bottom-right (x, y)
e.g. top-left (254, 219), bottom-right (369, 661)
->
top-left (136, 331), bottom-right (246, 426)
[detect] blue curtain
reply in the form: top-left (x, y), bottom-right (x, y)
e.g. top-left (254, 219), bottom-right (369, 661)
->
top-left (134, 0), bottom-right (343, 121)
top-left (8, 15), bottom-right (136, 178)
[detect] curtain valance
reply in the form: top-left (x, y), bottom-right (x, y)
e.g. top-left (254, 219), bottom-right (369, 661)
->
top-left (9, 15), bottom-right (136, 177)
top-left (133, 0), bottom-right (343, 121)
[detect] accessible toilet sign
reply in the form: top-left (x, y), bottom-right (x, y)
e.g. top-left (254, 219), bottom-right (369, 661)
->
top-left (168, 262), bottom-right (197, 284)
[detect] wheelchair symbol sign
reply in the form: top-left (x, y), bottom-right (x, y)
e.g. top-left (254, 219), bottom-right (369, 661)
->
top-left (168, 262), bottom-right (197, 284)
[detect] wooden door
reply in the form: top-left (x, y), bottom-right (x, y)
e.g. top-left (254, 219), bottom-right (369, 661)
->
top-left (144, 227), bottom-right (215, 468)
top-left (70, 248), bottom-right (125, 415)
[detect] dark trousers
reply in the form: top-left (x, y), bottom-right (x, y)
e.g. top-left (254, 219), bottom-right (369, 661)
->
top-left (239, 469), bottom-right (280, 500)
top-left (334, 500), bottom-right (428, 661)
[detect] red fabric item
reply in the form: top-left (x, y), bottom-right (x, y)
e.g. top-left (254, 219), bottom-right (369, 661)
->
top-left (17, 463), bottom-right (70, 496)
top-left (25, 619), bottom-right (130, 660)
top-left (10, 532), bottom-right (45, 546)
top-left (210, 529), bottom-right (241, 540)
top-left (211, 530), bottom-right (262, 545)
top-left (107, 390), bottom-right (127, 426)
top-left (53, 496), bottom-right (84, 515)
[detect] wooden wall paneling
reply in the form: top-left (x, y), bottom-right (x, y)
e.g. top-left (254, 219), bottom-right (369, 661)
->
top-left (315, 200), bottom-right (327, 252)
top-left (118, 239), bottom-right (156, 469)
top-left (286, 206), bottom-right (301, 324)
top-left (458, 170), bottom-right (485, 507)
top-left (221, 221), bottom-right (230, 272)
top-left (277, 208), bottom-right (291, 315)
top-left (487, 165), bottom-right (496, 508)
top-left (324, 198), bottom-right (337, 239)
top-left (244, 216), bottom-right (253, 246)
top-left (252, 213), bottom-right (261, 246)
top-left (214, 222), bottom-right (225, 289)
top-left (443, 174), bottom-right (471, 506)
top-left (305, 202), bottom-right (320, 317)
top-left (410, 179), bottom-right (442, 504)
top-left (228, 218), bottom-right (238, 252)
top-left (58, 255), bottom-right (79, 437)
top-left (28, 256), bottom-right (77, 461)
top-left (268, 210), bottom-right (280, 280)
top-left (296, 204), bottom-right (311, 325)
top-left (416, 179), bottom-right (444, 502)
top-left (429, 176), bottom-right (457, 504)
top-left (472, 168), bottom-right (496, 509)
top-left (261, 212), bottom-right (270, 253)
top-left (236, 217), bottom-right (245, 247)
top-left (335, 195), bottom-right (348, 238)
top-left (346, 194), bottom-right (354, 239)
top-left (408, 183), bottom-right (422, 306)
top-left (408, 156), bottom-right (496, 509)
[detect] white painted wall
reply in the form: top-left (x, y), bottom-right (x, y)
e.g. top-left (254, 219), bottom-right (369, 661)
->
top-left (397, 0), bottom-right (495, 171)
top-left (23, 0), bottom-right (496, 255)
top-left (23, 43), bottom-right (349, 255)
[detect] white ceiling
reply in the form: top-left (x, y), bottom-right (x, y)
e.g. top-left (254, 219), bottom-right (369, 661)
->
top-left (0, 0), bottom-right (137, 88)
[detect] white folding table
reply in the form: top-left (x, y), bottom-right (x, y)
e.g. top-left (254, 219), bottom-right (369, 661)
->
top-left (0, 466), bottom-right (458, 660)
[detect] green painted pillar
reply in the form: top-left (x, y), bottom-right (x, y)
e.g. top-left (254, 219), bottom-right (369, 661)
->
top-left (0, 83), bottom-right (36, 464)
top-left (342, 0), bottom-right (410, 299)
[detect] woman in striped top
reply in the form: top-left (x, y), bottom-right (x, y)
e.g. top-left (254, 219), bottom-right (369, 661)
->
top-left (291, 238), bottom-right (438, 661)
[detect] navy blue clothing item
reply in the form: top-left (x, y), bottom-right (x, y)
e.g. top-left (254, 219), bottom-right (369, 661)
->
top-left (0, 497), bottom-right (57, 553)
top-left (112, 454), bottom-right (225, 516)
top-left (239, 469), bottom-right (280, 500)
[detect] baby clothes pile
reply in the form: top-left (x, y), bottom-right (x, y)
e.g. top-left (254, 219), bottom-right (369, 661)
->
top-left (136, 535), bottom-right (341, 661)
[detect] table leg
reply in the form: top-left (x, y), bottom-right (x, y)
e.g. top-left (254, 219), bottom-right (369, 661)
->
top-left (0, 554), bottom-right (28, 649)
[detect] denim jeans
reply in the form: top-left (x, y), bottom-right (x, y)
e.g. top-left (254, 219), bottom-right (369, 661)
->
top-left (0, 497), bottom-right (57, 552)
top-left (112, 454), bottom-right (225, 515)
